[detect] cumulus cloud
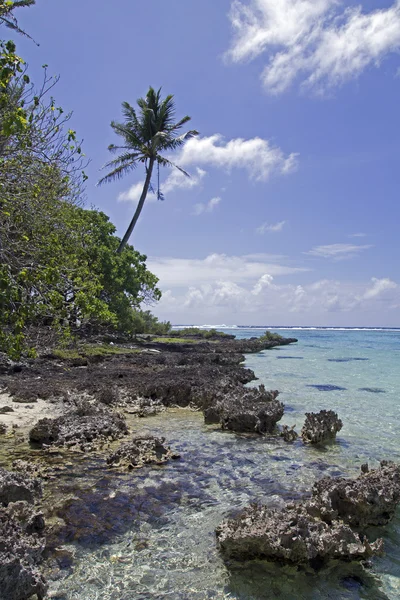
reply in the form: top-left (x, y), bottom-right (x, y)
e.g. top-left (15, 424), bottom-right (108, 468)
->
top-left (256, 220), bottom-right (286, 234)
top-left (193, 197), bottom-right (222, 216)
top-left (226, 0), bottom-right (400, 93)
top-left (154, 263), bottom-right (400, 325)
top-left (306, 243), bottom-right (372, 260)
top-left (363, 277), bottom-right (397, 300)
top-left (147, 253), bottom-right (308, 288)
top-left (174, 134), bottom-right (298, 181)
top-left (119, 168), bottom-right (207, 203)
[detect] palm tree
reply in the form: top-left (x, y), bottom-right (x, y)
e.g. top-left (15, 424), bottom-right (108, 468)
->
top-left (98, 87), bottom-right (198, 253)
top-left (0, 0), bottom-right (36, 40)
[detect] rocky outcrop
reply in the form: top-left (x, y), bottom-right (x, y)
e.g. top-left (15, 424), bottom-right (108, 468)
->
top-left (204, 386), bottom-right (283, 434)
top-left (0, 507), bottom-right (47, 600)
top-left (107, 435), bottom-right (180, 469)
top-left (216, 502), bottom-right (383, 566)
top-left (310, 461), bottom-right (400, 528)
top-left (29, 398), bottom-right (128, 449)
top-left (301, 410), bottom-right (343, 444)
top-left (217, 461), bottom-right (400, 567)
top-left (0, 466), bottom-right (42, 505)
top-left (0, 467), bottom-right (47, 600)
top-left (280, 425), bottom-right (298, 443)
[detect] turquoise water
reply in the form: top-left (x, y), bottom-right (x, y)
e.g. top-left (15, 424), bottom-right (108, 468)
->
top-left (46, 329), bottom-right (400, 600)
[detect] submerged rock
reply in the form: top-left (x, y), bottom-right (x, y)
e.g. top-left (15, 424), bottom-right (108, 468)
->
top-left (204, 386), bottom-right (284, 434)
top-left (29, 398), bottom-right (128, 449)
top-left (301, 410), bottom-right (343, 444)
top-left (107, 435), bottom-right (180, 469)
top-left (280, 425), bottom-right (299, 443)
top-left (216, 502), bottom-right (383, 566)
top-left (310, 461), bottom-right (400, 528)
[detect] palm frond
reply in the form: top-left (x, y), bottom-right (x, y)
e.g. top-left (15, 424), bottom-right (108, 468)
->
top-left (97, 161), bottom-right (138, 186)
top-left (156, 155), bottom-right (190, 177)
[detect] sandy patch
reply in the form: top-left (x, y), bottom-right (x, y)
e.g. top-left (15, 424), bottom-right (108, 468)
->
top-left (0, 393), bottom-right (64, 434)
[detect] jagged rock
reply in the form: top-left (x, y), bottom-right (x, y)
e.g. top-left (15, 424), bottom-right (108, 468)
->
top-left (310, 461), bottom-right (400, 528)
top-left (280, 425), bottom-right (298, 443)
top-left (96, 385), bottom-right (120, 406)
top-left (6, 501), bottom-right (45, 535)
top-left (0, 422), bottom-right (6, 434)
top-left (0, 506), bottom-right (47, 600)
top-left (301, 410), bottom-right (343, 444)
top-left (216, 502), bottom-right (383, 566)
top-left (0, 466), bottom-right (42, 505)
top-left (205, 386), bottom-right (283, 434)
top-left (107, 435), bottom-right (180, 469)
top-left (29, 398), bottom-right (128, 449)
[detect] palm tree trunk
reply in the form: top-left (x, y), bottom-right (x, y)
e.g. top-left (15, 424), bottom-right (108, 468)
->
top-left (116, 157), bottom-right (155, 254)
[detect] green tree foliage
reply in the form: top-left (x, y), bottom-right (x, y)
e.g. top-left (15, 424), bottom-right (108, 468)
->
top-left (0, 50), bottom-right (162, 358)
top-left (98, 86), bottom-right (198, 252)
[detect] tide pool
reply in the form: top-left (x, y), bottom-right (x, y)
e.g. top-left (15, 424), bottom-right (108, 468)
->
top-left (46, 329), bottom-right (400, 600)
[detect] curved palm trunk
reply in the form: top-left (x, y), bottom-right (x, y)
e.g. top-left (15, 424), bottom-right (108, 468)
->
top-left (116, 157), bottom-right (155, 254)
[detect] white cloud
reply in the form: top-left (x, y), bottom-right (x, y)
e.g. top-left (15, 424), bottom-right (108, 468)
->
top-left (363, 277), bottom-right (397, 300)
top-left (118, 133), bottom-right (297, 204)
top-left (154, 263), bottom-right (400, 325)
top-left (306, 243), bottom-right (372, 260)
top-left (174, 134), bottom-right (298, 181)
top-left (147, 253), bottom-right (309, 288)
top-left (226, 0), bottom-right (400, 94)
top-left (193, 196), bottom-right (222, 216)
top-left (256, 220), bottom-right (286, 234)
top-left (349, 232), bottom-right (367, 238)
top-left (119, 167), bottom-right (207, 204)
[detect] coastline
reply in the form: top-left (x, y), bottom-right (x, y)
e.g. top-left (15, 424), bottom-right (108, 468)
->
top-left (1, 331), bottom-right (400, 600)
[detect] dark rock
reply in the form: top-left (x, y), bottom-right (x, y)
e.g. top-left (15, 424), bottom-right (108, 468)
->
top-left (0, 466), bottom-right (42, 505)
top-left (280, 425), bottom-right (298, 443)
top-left (301, 410), bottom-right (343, 444)
top-left (29, 398), bottom-right (128, 449)
top-left (216, 502), bottom-right (383, 565)
top-left (107, 435), bottom-right (180, 469)
top-left (0, 406), bottom-right (14, 413)
top-left (0, 506), bottom-right (47, 600)
top-left (205, 386), bottom-right (283, 434)
top-left (0, 422), bottom-right (6, 435)
top-left (96, 385), bottom-right (120, 406)
top-left (310, 461), bottom-right (400, 528)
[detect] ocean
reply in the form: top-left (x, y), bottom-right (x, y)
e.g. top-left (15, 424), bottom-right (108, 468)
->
top-left (47, 327), bottom-right (400, 600)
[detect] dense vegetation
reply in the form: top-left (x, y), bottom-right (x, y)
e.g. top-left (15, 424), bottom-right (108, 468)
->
top-left (0, 2), bottom-right (169, 358)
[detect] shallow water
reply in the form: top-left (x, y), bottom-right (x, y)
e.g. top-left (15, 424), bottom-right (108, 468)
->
top-left (17, 330), bottom-right (400, 598)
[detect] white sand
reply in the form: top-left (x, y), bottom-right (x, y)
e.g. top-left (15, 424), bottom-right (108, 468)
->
top-left (0, 392), bottom-right (63, 434)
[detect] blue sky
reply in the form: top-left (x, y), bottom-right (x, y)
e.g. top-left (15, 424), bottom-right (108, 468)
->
top-left (14, 0), bottom-right (400, 326)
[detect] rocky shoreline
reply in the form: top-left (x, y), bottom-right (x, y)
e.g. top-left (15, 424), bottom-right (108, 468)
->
top-left (0, 332), bottom-right (399, 599)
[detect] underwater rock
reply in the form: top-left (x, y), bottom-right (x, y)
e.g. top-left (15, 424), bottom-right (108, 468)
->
top-left (204, 386), bottom-right (283, 434)
top-left (301, 410), bottom-right (343, 444)
top-left (29, 398), bottom-right (128, 449)
top-left (280, 425), bottom-right (299, 443)
top-left (107, 435), bottom-right (180, 469)
top-left (216, 502), bottom-right (383, 566)
top-left (0, 466), bottom-right (42, 505)
top-left (310, 461), bottom-right (400, 528)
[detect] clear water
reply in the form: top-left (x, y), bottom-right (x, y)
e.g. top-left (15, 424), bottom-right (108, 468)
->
top-left (42, 329), bottom-right (400, 599)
